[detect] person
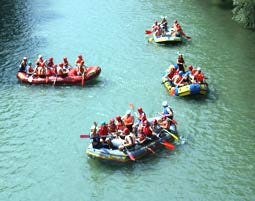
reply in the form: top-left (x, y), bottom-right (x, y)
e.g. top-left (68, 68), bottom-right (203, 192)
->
top-left (97, 122), bottom-right (113, 148)
top-left (116, 115), bottom-right (126, 131)
top-left (158, 115), bottom-right (171, 130)
top-left (108, 118), bottom-right (117, 134)
top-left (75, 55), bottom-right (86, 75)
top-left (136, 127), bottom-right (146, 144)
top-left (136, 107), bottom-right (147, 125)
top-left (63, 57), bottom-right (72, 70)
top-left (141, 120), bottom-right (157, 139)
top-left (176, 53), bottom-right (185, 73)
top-left (160, 16), bottom-right (168, 35)
top-left (57, 63), bottom-right (68, 76)
top-left (26, 61), bottom-right (34, 75)
top-left (47, 57), bottom-right (54, 69)
top-left (19, 57), bottom-right (28, 72)
top-left (151, 119), bottom-right (163, 136)
top-left (89, 122), bottom-right (101, 148)
top-left (35, 55), bottom-right (47, 77)
top-left (122, 110), bottom-right (134, 132)
top-left (162, 101), bottom-right (174, 120)
top-left (194, 67), bottom-right (205, 83)
top-left (172, 71), bottom-right (187, 87)
top-left (152, 20), bottom-right (159, 32)
top-left (118, 128), bottom-right (136, 150)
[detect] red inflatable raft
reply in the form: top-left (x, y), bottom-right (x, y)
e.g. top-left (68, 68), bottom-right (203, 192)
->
top-left (16, 66), bottom-right (101, 86)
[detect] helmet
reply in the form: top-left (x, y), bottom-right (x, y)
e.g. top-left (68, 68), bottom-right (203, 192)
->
top-left (28, 61), bottom-right (32, 65)
top-left (78, 55), bottom-right (82, 59)
top-left (123, 127), bottom-right (130, 134)
top-left (116, 115), bottom-right (121, 121)
top-left (126, 110), bottom-right (131, 115)
top-left (63, 57), bottom-right (67, 61)
top-left (162, 101), bottom-right (168, 107)
top-left (174, 20), bottom-right (178, 23)
top-left (49, 57), bottom-right (53, 61)
top-left (23, 57), bottom-right (27, 60)
top-left (174, 64), bottom-right (178, 69)
top-left (153, 119), bottom-right (158, 124)
top-left (59, 63), bottom-right (64, 67)
top-left (197, 67), bottom-right (201, 71)
top-left (137, 107), bottom-right (143, 113)
top-left (188, 65), bottom-right (193, 70)
top-left (38, 55), bottom-right (42, 58)
top-left (179, 71), bottom-right (184, 76)
top-left (109, 118), bottom-right (115, 123)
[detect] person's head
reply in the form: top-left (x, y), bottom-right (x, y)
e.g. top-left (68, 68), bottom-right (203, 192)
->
top-left (137, 107), bottom-right (143, 113)
top-left (78, 55), bottom-right (82, 59)
top-left (49, 57), bottom-right (53, 62)
top-left (109, 118), bottom-right (115, 124)
top-left (188, 65), bottom-right (193, 71)
top-left (63, 57), bottom-right (67, 61)
top-left (38, 55), bottom-right (43, 59)
top-left (101, 122), bottom-right (107, 127)
top-left (143, 120), bottom-right (149, 126)
top-left (28, 61), bottom-right (32, 66)
top-left (23, 57), bottom-right (27, 61)
top-left (126, 110), bottom-right (131, 116)
top-left (116, 115), bottom-right (121, 122)
top-left (153, 119), bottom-right (158, 124)
top-left (123, 127), bottom-right (130, 135)
top-left (174, 20), bottom-right (178, 24)
top-left (162, 101), bottom-right (168, 107)
top-left (59, 63), bottom-right (64, 67)
top-left (197, 67), bottom-right (201, 72)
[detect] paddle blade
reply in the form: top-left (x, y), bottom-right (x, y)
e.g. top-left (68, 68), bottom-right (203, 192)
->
top-left (80, 134), bottom-right (90, 138)
top-left (161, 141), bottom-right (175, 150)
top-left (129, 103), bottom-right (134, 109)
top-left (146, 147), bottom-right (156, 154)
top-left (81, 74), bottom-right (85, 87)
top-left (127, 150), bottom-right (135, 161)
top-left (170, 87), bottom-right (175, 96)
top-left (28, 76), bottom-right (33, 83)
top-left (148, 38), bottom-right (154, 43)
top-left (145, 30), bottom-right (152, 34)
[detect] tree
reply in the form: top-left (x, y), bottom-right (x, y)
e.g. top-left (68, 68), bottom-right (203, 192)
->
top-left (232, 0), bottom-right (255, 29)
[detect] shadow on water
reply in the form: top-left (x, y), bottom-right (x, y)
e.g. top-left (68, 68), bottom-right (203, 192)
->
top-left (0, 0), bottom-right (60, 85)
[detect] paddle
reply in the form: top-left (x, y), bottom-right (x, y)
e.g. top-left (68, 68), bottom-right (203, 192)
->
top-left (125, 147), bottom-right (135, 161)
top-left (53, 73), bottom-right (57, 86)
top-left (145, 30), bottom-right (152, 34)
top-left (146, 147), bottom-right (156, 154)
top-left (80, 134), bottom-right (90, 138)
top-left (163, 128), bottom-right (179, 141)
top-left (160, 141), bottom-right (175, 150)
top-left (148, 37), bottom-right (154, 43)
top-left (81, 72), bottom-right (85, 87)
top-left (170, 75), bottom-right (186, 96)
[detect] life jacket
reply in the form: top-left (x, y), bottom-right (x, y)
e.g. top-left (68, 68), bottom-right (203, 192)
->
top-left (36, 58), bottom-right (44, 67)
top-left (98, 125), bottom-right (108, 137)
top-left (123, 115), bottom-right (133, 126)
top-left (108, 123), bottom-right (117, 133)
top-left (168, 69), bottom-right (176, 80)
top-left (195, 72), bottom-right (204, 82)
top-left (116, 121), bottom-right (125, 131)
top-left (174, 75), bottom-right (183, 85)
top-left (142, 126), bottom-right (152, 136)
top-left (47, 61), bottom-right (54, 68)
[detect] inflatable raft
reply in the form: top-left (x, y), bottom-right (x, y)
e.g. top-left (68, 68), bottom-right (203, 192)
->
top-left (153, 32), bottom-right (182, 44)
top-left (86, 129), bottom-right (177, 163)
top-left (16, 66), bottom-right (101, 86)
top-left (162, 77), bottom-right (208, 96)
top-left (86, 117), bottom-right (178, 163)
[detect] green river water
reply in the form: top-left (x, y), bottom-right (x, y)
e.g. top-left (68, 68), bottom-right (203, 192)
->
top-left (0, 0), bottom-right (255, 200)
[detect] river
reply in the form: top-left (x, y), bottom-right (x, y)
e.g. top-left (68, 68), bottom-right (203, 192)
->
top-left (0, 0), bottom-right (254, 200)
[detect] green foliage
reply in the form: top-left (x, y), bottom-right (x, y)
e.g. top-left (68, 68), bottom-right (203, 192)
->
top-left (232, 0), bottom-right (255, 29)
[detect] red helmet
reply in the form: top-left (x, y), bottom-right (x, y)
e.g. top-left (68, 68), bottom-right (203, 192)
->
top-left (109, 118), bottom-right (115, 124)
top-left (188, 65), bottom-right (193, 71)
top-left (153, 119), bottom-right (158, 124)
top-left (63, 57), bottom-right (67, 61)
top-left (123, 127), bottom-right (130, 134)
top-left (49, 57), bottom-right (53, 61)
top-left (78, 55), bottom-right (82, 59)
top-left (137, 107), bottom-right (143, 113)
top-left (59, 63), bottom-right (64, 67)
top-left (116, 115), bottom-right (121, 121)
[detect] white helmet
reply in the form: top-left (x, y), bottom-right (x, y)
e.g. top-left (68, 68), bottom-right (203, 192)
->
top-left (126, 110), bottom-right (131, 115)
top-left (38, 55), bottom-right (42, 58)
top-left (23, 57), bottom-right (27, 60)
top-left (162, 101), bottom-right (168, 107)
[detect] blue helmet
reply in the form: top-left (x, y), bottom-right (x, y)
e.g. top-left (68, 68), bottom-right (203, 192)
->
top-left (174, 64), bottom-right (178, 69)
top-left (179, 71), bottom-right (184, 76)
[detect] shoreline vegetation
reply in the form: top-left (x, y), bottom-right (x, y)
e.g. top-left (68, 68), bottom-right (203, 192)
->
top-left (210, 0), bottom-right (255, 29)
